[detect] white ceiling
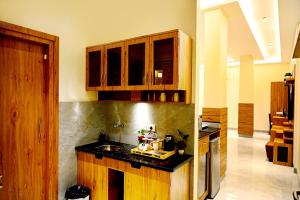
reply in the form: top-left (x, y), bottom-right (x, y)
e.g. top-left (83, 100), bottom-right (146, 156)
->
top-left (279, 0), bottom-right (300, 62)
top-left (222, 2), bottom-right (263, 61)
top-left (199, 0), bottom-right (300, 65)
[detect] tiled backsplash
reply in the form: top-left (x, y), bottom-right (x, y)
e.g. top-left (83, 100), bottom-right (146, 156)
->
top-left (59, 101), bottom-right (194, 199)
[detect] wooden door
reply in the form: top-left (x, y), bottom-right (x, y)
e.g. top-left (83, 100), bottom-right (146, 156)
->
top-left (86, 45), bottom-right (105, 91)
top-left (103, 42), bottom-right (125, 91)
top-left (0, 21), bottom-right (58, 200)
top-left (149, 31), bottom-right (179, 90)
top-left (125, 37), bottom-right (150, 90)
top-left (270, 82), bottom-right (288, 117)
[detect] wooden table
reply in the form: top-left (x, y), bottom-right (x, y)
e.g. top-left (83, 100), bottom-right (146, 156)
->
top-left (272, 116), bottom-right (288, 126)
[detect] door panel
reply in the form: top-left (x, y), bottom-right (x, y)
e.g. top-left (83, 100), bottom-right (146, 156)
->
top-left (125, 37), bottom-right (149, 90)
top-left (270, 82), bottom-right (288, 118)
top-left (86, 46), bottom-right (104, 91)
top-left (149, 32), bottom-right (178, 90)
top-left (103, 42), bottom-right (125, 91)
top-left (0, 35), bottom-right (49, 199)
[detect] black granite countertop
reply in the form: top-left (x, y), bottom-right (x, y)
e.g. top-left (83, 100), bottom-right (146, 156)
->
top-left (75, 141), bottom-right (193, 172)
top-left (199, 127), bottom-right (220, 138)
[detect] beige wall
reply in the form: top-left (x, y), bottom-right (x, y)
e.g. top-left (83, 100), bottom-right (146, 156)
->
top-left (203, 9), bottom-right (227, 108)
top-left (227, 63), bottom-right (290, 130)
top-left (239, 55), bottom-right (254, 103)
top-left (227, 67), bottom-right (240, 128)
top-left (0, 0), bottom-right (196, 102)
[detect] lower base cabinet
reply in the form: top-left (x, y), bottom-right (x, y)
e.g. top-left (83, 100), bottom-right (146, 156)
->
top-left (77, 152), bottom-right (190, 200)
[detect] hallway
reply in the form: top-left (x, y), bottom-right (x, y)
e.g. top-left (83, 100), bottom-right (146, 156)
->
top-left (214, 130), bottom-right (299, 200)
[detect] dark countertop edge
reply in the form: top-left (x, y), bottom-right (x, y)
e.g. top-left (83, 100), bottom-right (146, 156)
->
top-left (75, 147), bottom-right (193, 173)
top-left (171, 156), bottom-right (193, 171)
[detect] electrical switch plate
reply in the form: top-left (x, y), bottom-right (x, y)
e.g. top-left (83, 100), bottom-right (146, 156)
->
top-left (145, 124), bottom-right (156, 131)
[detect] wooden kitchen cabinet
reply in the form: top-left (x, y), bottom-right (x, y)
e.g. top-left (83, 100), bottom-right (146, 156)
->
top-left (77, 152), bottom-right (190, 200)
top-left (149, 30), bottom-right (192, 95)
top-left (149, 32), bottom-right (177, 90)
top-left (125, 37), bottom-right (149, 90)
top-left (125, 166), bottom-right (171, 200)
top-left (86, 45), bottom-right (105, 90)
top-left (103, 42), bottom-right (125, 90)
top-left (77, 152), bottom-right (108, 200)
top-left (85, 29), bottom-right (192, 103)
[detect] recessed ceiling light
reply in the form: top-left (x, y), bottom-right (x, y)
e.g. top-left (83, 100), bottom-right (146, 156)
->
top-left (262, 17), bottom-right (269, 23)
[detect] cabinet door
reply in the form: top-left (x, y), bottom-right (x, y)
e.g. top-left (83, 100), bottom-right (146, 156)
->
top-left (125, 37), bottom-right (149, 90)
top-left (149, 31), bottom-right (178, 90)
top-left (125, 169), bottom-right (170, 200)
top-left (77, 152), bottom-right (108, 200)
top-left (86, 46), bottom-right (104, 90)
top-left (104, 42), bottom-right (125, 90)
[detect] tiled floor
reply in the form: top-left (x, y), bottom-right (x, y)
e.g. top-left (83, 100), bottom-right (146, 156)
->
top-left (214, 129), bottom-right (299, 200)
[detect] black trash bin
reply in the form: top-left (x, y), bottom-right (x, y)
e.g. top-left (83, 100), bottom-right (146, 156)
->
top-left (65, 185), bottom-right (90, 200)
top-left (294, 191), bottom-right (300, 200)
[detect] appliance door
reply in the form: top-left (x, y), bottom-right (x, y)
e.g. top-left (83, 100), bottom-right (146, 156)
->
top-left (209, 137), bottom-right (220, 198)
top-left (198, 153), bottom-right (208, 198)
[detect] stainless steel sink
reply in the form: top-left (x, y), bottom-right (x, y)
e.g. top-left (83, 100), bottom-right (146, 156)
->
top-left (96, 144), bottom-right (122, 152)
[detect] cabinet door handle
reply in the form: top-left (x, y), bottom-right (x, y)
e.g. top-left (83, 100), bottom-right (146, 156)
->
top-left (103, 74), bottom-right (106, 86)
top-left (100, 73), bottom-right (102, 87)
top-left (0, 175), bottom-right (3, 189)
top-left (150, 72), bottom-right (152, 85)
top-left (38, 118), bottom-right (42, 143)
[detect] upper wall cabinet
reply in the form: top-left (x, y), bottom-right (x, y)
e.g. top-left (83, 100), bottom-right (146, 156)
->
top-left (104, 42), bottom-right (125, 90)
top-left (149, 31), bottom-right (178, 90)
top-left (86, 46), bottom-right (104, 90)
top-left (149, 30), bottom-right (192, 102)
top-left (125, 37), bottom-right (149, 90)
top-left (85, 30), bottom-right (192, 103)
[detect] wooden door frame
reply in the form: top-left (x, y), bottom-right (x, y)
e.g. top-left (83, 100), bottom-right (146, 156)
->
top-left (0, 21), bottom-right (59, 199)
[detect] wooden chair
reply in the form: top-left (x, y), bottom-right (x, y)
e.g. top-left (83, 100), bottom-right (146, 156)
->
top-left (265, 141), bottom-right (274, 162)
top-left (268, 113), bottom-right (273, 133)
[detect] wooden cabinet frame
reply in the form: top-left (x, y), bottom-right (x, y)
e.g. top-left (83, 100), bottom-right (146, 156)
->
top-left (125, 37), bottom-right (150, 90)
top-left (86, 45), bottom-right (105, 91)
top-left (149, 31), bottom-right (179, 90)
top-left (104, 42), bottom-right (125, 91)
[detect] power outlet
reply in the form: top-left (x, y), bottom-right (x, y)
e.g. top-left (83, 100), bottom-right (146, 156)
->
top-left (145, 124), bottom-right (156, 131)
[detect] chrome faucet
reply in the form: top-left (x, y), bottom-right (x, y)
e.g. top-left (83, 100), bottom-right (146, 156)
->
top-left (113, 121), bottom-right (125, 142)
top-left (113, 121), bottom-right (125, 128)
